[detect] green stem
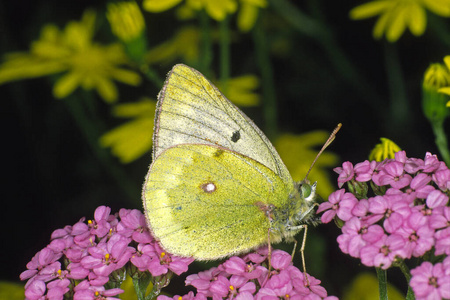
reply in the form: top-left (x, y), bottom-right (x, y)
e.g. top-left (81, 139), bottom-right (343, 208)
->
top-left (397, 260), bottom-right (415, 300)
top-left (375, 268), bottom-right (388, 300)
top-left (219, 15), bottom-right (231, 96)
top-left (140, 64), bottom-right (164, 88)
top-left (199, 10), bottom-right (213, 76)
top-left (64, 91), bottom-right (139, 202)
top-left (252, 11), bottom-right (277, 139)
top-left (383, 42), bottom-right (410, 135)
top-left (431, 119), bottom-right (450, 166)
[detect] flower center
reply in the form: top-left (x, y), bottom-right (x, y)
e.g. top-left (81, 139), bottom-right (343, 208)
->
top-left (385, 208), bottom-right (392, 218)
top-left (428, 276), bottom-right (438, 288)
top-left (359, 225), bottom-right (368, 235)
top-left (409, 232), bottom-right (418, 242)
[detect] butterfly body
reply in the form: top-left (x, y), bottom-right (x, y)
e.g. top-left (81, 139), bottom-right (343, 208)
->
top-left (143, 64), bottom-right (317, 260)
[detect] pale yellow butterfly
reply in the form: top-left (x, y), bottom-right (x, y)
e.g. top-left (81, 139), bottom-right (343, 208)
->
top-left (142, 64), bottom-right (324, 262)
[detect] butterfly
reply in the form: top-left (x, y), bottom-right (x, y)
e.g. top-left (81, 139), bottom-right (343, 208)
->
top-left (142, 64), bottom-right (337, 263)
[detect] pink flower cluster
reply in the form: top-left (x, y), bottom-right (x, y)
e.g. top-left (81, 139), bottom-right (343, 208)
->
top-left (317, 151), bottom-right (450, 299)
top-left (159, 248), bottom-right (337, 300)
top-left (20, 206), bottom-right (193, 300)
top-left (21, 206), bottom-right (337, 299)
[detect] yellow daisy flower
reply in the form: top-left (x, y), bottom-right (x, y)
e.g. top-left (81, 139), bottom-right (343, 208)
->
top-left (143, 0), bottom-right (266, 30)
top-left (144, 0), bottom-right (236, 21)
top-left (0, 10), bottom-right (141, 102)
top-left (100, 98), bottom-right (156, 163)
top-left (275, 132), bottom-right (339, 198)
top-left (369, 137), bottom-right (401, 161)
top-left (349, 0), bottom-right (450, 42)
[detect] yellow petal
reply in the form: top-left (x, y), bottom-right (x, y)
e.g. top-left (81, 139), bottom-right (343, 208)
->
top-left (423, 63), bottom-right (450, 89)
top-left (407, 3), bottom-right (426, 36)
top-left (94, 76), bottom-right (118, 103)
top-left (237, 3), bottom-right (259, 32)
top-left (110, 68), bottom-right (142, 86)
top-left (369, 137), bottom-right (401, 161)
top-left (187, 0), bottom-right (202, 10)
top-left (372, 10), bottom-right (390, 39)
top-left (205, 0), bottom-right (237, 21)
top-left (100, 118), bottom-right (153, 163)
top-left (439, 87), bottom-right (450, 95)
top-left (143, 0), bottom-right (183, 12)
top-left (349, 0), bottom-right (392, 20)
top-left (0, 56), bottom-right (67, 84)
top-left (145, 27), bottom-right (200, 65)
top-left (112, 98), bottom-right (156, 118)
top-left (53, 71), bottom-right (82, 98)
top-left (444, 55), bottom-right (450, 69)
top-left (40, 25), bottom-right (60, 43)
top-left (386, 5), bottom-right (407, 42)
top-left (423, 0), bottom-right (450, 16)
top-left (81, 9), bottom-right (96, 34)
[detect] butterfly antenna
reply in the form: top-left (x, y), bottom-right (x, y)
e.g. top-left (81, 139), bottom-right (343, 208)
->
top-left (303, 123), bottom-right (342, 182)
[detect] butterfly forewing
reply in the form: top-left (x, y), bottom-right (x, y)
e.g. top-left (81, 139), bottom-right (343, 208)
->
top-left (152, 64), bottom-right (293, 186)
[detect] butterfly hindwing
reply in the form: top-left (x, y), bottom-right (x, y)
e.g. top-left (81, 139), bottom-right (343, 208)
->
top-left (143, 144), bottom-right (291, 260)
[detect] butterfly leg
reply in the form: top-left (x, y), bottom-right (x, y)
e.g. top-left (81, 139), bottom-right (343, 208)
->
top-left (287, 224), bottom-right (310, 286)
top-left (290, 240), bottom-right (297, 261)
top-left (267, 227), bottom-right (272, 272)
top-left (299, 224), bottom-right (310, 286)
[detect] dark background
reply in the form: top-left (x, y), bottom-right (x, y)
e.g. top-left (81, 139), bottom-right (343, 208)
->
top-left (1, 0), bottom-right (448, 297)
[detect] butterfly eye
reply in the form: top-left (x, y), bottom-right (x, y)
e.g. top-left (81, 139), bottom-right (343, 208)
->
top-left (300, 182), bottom-right (317, 202)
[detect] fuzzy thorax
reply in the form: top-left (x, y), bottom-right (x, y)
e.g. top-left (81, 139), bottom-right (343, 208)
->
top-left (269, 181), bottom-right (319, 243)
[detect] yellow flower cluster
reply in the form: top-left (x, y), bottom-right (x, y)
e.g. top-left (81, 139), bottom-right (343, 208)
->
top-left (0, 10), bottom-right (141, 102)
top-left (143, 0), bottom-right (267, 31)
top-left (369, 137), bottom-right (401, 161)
top-left (350, 0), bottom-right (450, 42)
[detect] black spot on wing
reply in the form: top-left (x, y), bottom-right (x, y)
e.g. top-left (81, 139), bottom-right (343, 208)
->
top-left (231, 130), bottom-right (241, 143)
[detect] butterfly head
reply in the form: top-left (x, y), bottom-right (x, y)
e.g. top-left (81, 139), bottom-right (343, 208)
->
top-left (293, 180), bottom-right (320, 224)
